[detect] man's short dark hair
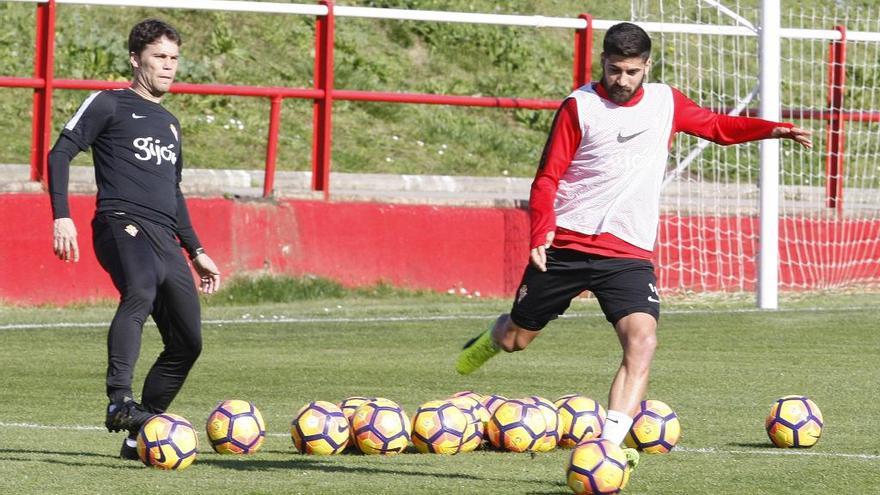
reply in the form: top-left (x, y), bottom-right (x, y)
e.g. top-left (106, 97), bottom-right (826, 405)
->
top-left (603, 22), bottom-right (651, 60)
top-left (128, 19), bottom-right (181, 56)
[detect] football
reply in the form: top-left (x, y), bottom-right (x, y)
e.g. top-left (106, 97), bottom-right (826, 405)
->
top-left (555, 394), bottom-right (606, 448)
top-left (765, 395), bottom-right (824, 448)
top-left (486, 398), bottom-right (546, 452)
top-left (481, 394), bottom-right (508, 417)
top-left (411, 400), bottom-right (468, 454)
top-left (206, 399), bottom-right (266, 455)
top-left (291, 400), bottom-right (350, 455)
top-left (136, 413), bottom-right (199, 470)
top-left (449, 395), bottom-right (491, 428)
top-left (624, 399), bottom-right (681, 454)
top-left (448, 395), bottom-right (489, 452)
top-left (338, 396), bottom-right (375, 444)
top-left (339, 396), bottom-right (374, 424)
top-left (458, 411), bottom-right (485, 453)
top-left (351, 398), bottom-right (411, 455)
top-left (527, 396), bottom-right (562, 452)
top-left (567, 438), bottom-right (631, 495)
top-left (450, 390), bottom-right (484, 403)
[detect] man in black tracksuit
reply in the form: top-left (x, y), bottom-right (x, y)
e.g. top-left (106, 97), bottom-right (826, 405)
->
top-left (48, 19), bottom-right (221, 460)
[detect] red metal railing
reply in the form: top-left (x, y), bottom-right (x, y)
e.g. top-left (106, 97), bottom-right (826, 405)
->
top-left (826, 25), bottom-right (847, 215)
top-left (311, 0), bottom-right (334, 198)
top-left (573, 14), bottom-right (594, 88)
top-left (0, 1), bottom-right (872, 203)
top-left (31, 0), bottom-right (55, 183)
top-left (2, 0), bottom-right (592, 198)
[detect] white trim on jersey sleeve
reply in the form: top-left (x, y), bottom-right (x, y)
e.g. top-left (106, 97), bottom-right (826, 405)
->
top-left (64, 91), bottom-right (102, 131)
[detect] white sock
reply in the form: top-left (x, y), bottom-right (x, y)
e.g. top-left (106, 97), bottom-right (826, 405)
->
top-left (600, 409), bottom-right (634, 446)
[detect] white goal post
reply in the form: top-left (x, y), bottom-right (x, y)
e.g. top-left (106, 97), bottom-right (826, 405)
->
top-left (632, 0), bottom-right (880, 304)
top-left (758, 0), bottom-right (781, 309)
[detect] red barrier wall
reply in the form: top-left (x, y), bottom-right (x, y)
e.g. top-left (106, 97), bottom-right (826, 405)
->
top-left (2, 193), bottom-right (878, 305)
top-left (657, 214), bottom-right (880, 290)
top-left (0, 194), bottom-right (530, 305)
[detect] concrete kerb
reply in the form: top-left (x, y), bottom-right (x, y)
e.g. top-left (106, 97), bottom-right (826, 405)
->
top-left (3, 163), bottom-right (876, 214)
top-left (0, 163), bottom-right (532, 207)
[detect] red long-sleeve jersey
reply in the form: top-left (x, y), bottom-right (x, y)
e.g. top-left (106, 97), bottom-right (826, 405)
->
top-left (530, 82), bottom-right (791, 259)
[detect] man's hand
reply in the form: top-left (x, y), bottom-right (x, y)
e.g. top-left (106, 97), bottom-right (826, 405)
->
top-left (772, 126), bottom-right (813, 148)
top-left (192, 253), bottom-right (221, 294)
top-left (529, 231), bottom-right (555, 272)
top-left (53, 218), bottom-right (79, 262)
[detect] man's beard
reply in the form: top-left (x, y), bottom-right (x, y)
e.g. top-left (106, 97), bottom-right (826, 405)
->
top-left (602, 74), bottom-right (644, 104)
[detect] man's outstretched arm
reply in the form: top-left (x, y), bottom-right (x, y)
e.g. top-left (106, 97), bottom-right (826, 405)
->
top-left (671, 87), bottom-right (812, 148)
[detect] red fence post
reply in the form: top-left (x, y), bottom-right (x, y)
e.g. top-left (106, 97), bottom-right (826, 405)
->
top-left (311, 0), bottom-right (335, 198)
top-left (572, 14), bottom-right (593, 89)
top-left (31, 0), bottom-right (56, 184)
top-left (825, 25), bottom-right (846, 216)
top-left (263, 95), bottom-right (283, 197)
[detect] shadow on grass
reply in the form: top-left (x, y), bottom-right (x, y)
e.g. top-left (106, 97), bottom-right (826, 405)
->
top-left (0, 448), bottom-right (143, 470)
top-left (0, 448), bottom-right (118, 459)
top-left (199, 455), bottom-right (486, 481)
top-left (522, 481), bottom-right (569, 494)
top-left (201, 449), bottom-right (561, 488)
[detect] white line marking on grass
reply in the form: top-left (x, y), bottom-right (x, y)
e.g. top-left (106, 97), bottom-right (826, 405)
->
top-left (1, 421), bottom-right (878, 460)
top-left (0, 421), bottom-right (288, 438)
top-left (1, 305), bottom-right (877, 331)
top-left (0, 421), bottom-right (103, 432)
top-left (0, 322), bottom-right (110, 330)
top-left (0, 315), bottom-right (491, 331)
top-left (677, 446), bottom-right (880, 461)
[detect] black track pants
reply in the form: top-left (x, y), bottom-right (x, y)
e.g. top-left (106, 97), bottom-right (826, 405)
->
top-left (92, 212), bottom-right (202, 413)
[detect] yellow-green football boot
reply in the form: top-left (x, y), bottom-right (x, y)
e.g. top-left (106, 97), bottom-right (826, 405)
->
top-left (455, 328), bottom-right (500, 375)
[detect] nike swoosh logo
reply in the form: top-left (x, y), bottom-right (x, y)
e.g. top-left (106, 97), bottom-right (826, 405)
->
top-left (151, 430), bottom-right (167, 465)
top-left (132, 113), bottom-right (147, 119)
top-left (648, 296), bottom-right (661, 303)
top-left (617, 129), bottom-right (648, 143)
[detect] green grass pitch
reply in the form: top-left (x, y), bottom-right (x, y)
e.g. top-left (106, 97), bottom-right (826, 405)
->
top-left (1, 294), bottom-right (878, 494)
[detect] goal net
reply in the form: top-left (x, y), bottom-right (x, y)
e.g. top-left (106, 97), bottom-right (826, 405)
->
top-left (629, 0), bottom-right (880, 293)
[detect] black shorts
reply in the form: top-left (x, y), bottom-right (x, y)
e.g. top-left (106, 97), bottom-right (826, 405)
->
top-left (510, 248), bottom-right (660, 330)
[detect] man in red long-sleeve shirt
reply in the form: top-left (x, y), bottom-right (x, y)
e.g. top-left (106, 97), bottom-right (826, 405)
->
top-left (456, 22), bottom-right (811, 468)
